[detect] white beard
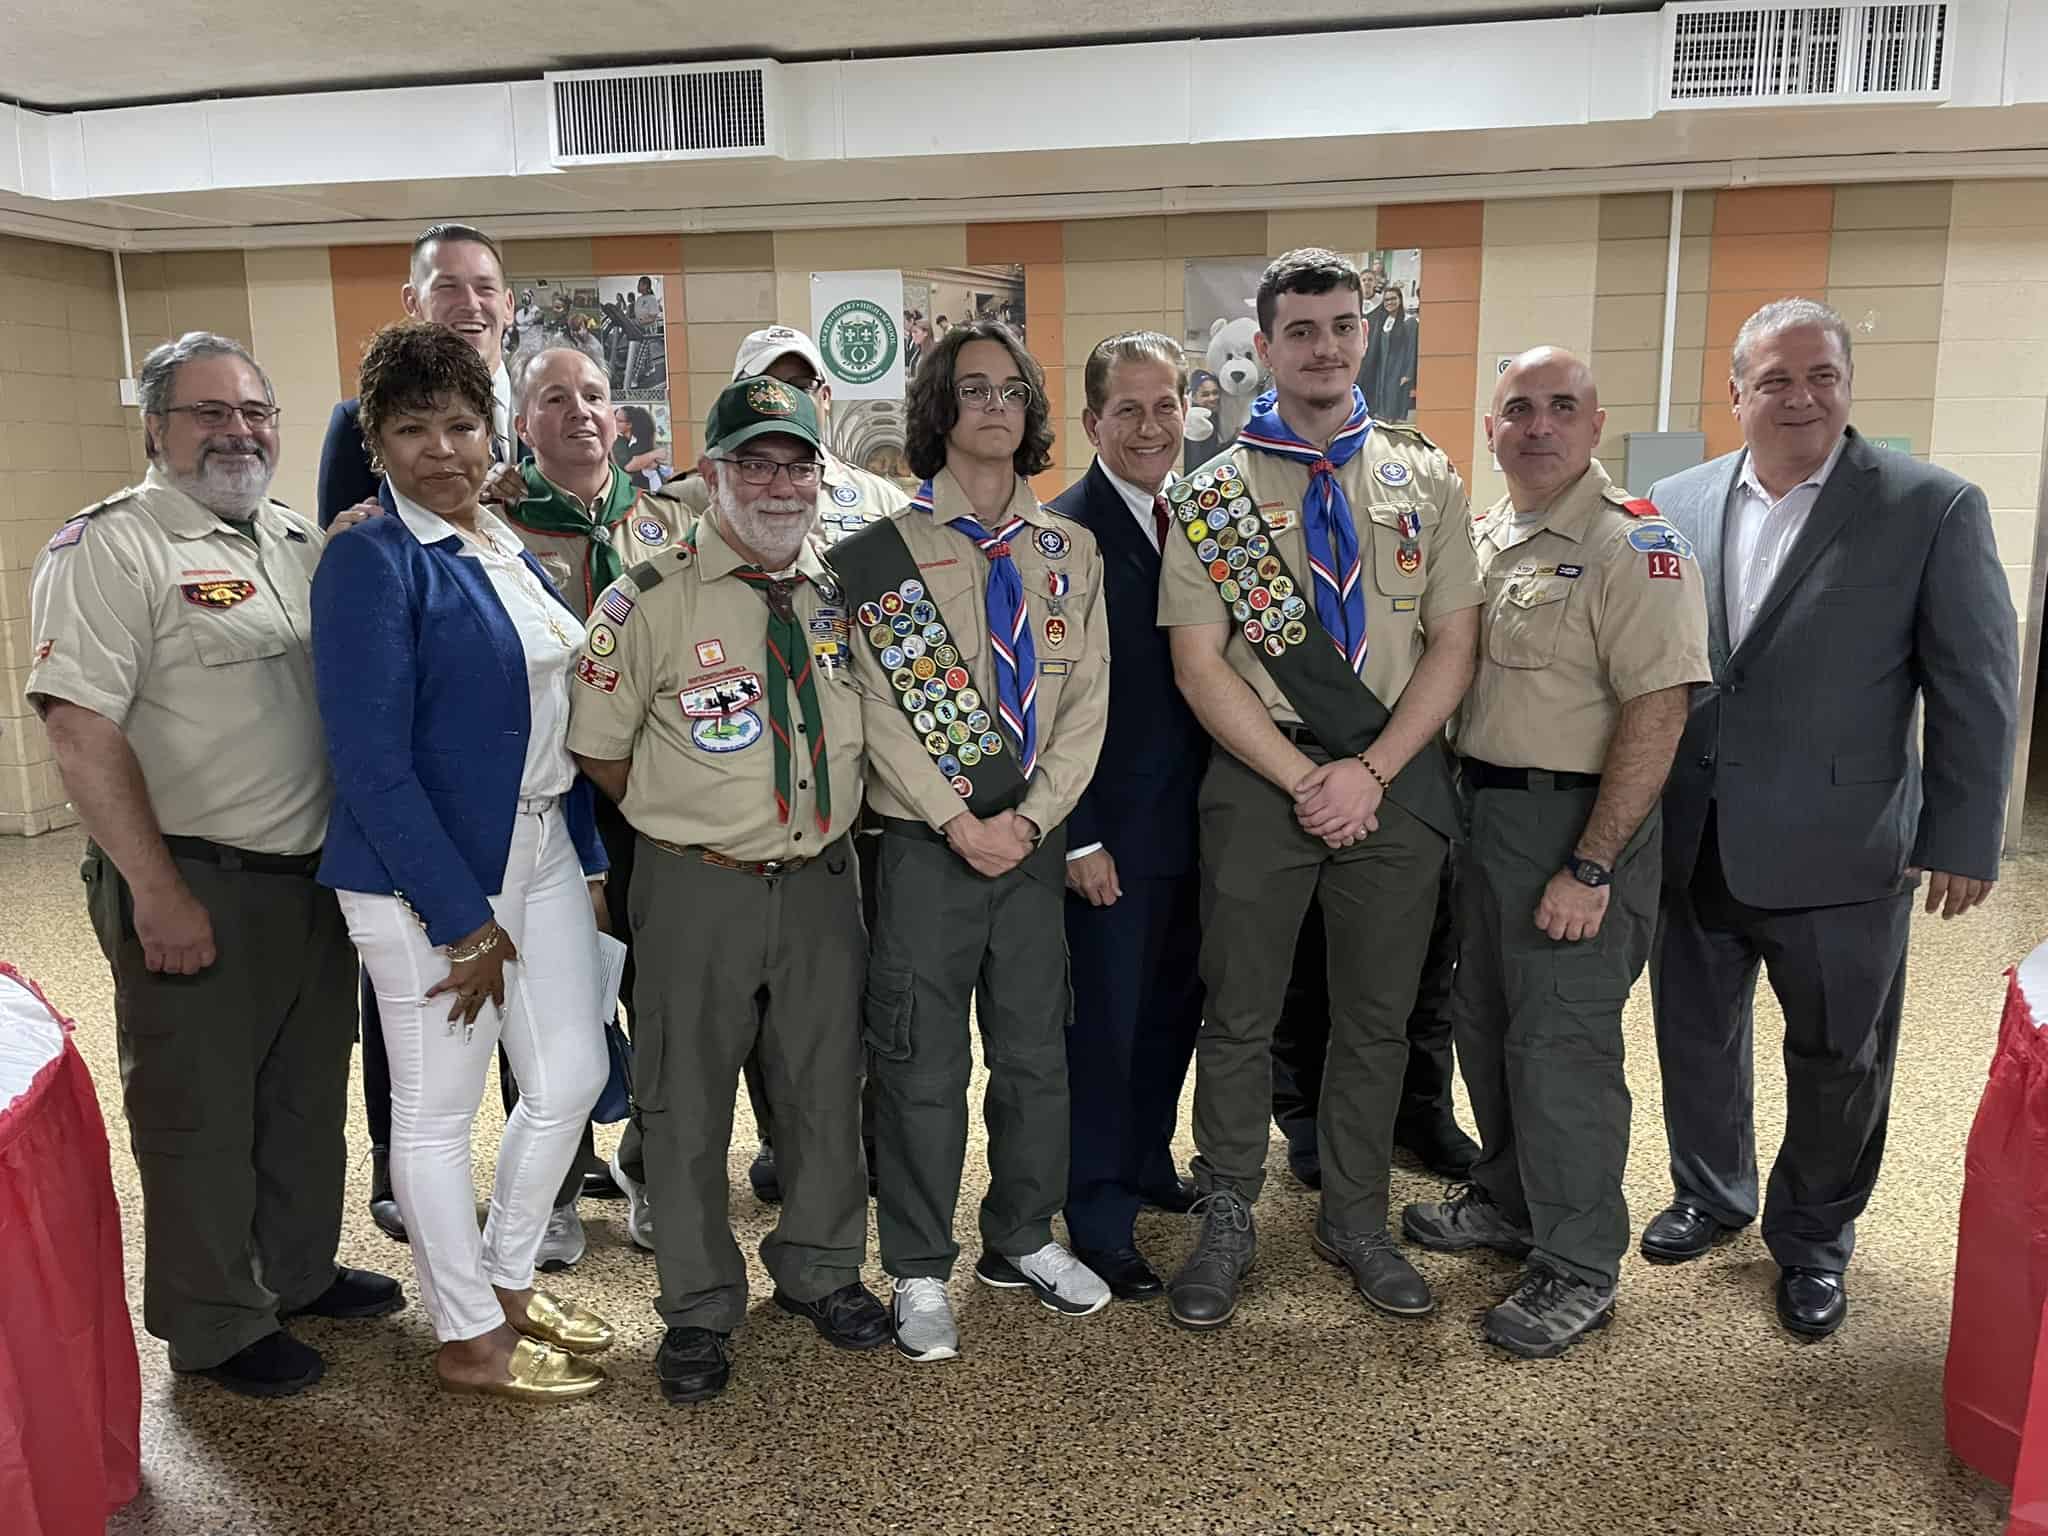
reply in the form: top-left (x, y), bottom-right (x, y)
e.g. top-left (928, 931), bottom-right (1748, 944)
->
top-left (714, 475), bottom-right (812, 571)
top-left (168, 438), bottom-right (274, 521)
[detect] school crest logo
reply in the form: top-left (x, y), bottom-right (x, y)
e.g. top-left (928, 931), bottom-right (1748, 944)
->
top-left (819, 299), bottom-right (899, 386)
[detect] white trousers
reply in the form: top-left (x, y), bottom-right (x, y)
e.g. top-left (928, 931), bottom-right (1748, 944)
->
top-left (339, 802), bottom-right (607, 1342)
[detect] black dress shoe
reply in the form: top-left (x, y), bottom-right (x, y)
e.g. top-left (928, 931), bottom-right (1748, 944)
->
top-left (1776, 1267), bottom-right (1848, 1338)
top-left (1395, 1115), bottom-right (1481, 1180)
top-left (1074, 1246), bottom-right (1164, 1301)
top-left (749, 1143), bottom-right (782, 1204)
top-left (774, 1281), bottom-right (892, 1350)
top-left (1286, 1143), bottom-right (1322, 1191)
top-left (656, 1326), bottom-right (733, 1404)
top-left (1639, 1201), bottom-right (1740, 1264)
top-left (1140, 1178), bottom-right (1199, 1215)
top-left (187, 1330), bottom-right (324, 1399)
top-left (283, 1266), bottom-right (404, 1320)
top-left (368, 1144), bottom-right (407, 1243)
top-left (580, 1167), bottom-right (626, 1200)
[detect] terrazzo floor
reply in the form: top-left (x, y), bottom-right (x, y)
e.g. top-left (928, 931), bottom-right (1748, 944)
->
top-left (2, 825), bottom-right (2029, 1536)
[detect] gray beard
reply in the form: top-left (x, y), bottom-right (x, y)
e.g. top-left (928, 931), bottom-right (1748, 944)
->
top-left (166, 445), bottom-right (273, 521)
top-left (714, 477), bottom-right (811, 571)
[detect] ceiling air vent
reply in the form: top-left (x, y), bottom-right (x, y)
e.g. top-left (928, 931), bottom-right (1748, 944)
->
top-left (1660, 2), bottom-right (1949, 109)
top-left (546, 61), bottom-right (784, 165)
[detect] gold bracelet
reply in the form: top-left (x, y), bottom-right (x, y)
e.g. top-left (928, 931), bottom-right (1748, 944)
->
top-left (1356, 754), bottom-right (1392, 792)
top-left (444, 925), bottom-right (503, 964)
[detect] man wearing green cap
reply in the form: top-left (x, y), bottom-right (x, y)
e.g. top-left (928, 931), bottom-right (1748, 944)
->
top-left (567, 376), bottom-right (887, 1404)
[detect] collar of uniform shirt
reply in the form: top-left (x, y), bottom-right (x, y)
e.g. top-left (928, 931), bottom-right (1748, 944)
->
top-left (1738, 430), bottom-right (1847, 508)
top-left (1485, 461), bottom-right (1611, 550)
top-left (927, 462), bottom-right (1050, 530)
top-left (1096, 458), bottom-right (1175, 550)
top-left (696, 506), bottom-right (829, 586)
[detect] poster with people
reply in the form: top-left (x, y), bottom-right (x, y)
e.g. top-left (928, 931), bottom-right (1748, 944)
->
top-left (1181, 249), bottom-right (1423, 472)
top-left (809, 263), bottom-right (1025, 486)
top-left (504, 273), bottom-right (674, 488)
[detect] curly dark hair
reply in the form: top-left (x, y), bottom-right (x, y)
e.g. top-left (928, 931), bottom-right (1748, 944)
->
top-left (356, 320), bottom-right (497, 461)
top-left (903, 320), bottom-right (1054, 481)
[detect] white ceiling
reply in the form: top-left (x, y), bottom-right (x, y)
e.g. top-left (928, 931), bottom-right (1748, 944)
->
top-left (0, 0), bottom-right (1644, 108)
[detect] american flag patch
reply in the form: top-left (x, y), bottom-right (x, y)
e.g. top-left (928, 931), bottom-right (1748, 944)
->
top-left (46, 519), bottom-right (87, 551)
top-left (598, 588), bottom-right (636, 626)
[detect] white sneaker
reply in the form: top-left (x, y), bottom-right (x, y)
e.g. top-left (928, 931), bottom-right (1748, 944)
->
top-left (975, 1242), bottom-right (1110, 1317)
top-left (536, 1204), bottom-right (586, 1272)
top-left (610, 1147), bottom-right (654, 1252)
top-left (891, 1277), bottom-right (959, 1363)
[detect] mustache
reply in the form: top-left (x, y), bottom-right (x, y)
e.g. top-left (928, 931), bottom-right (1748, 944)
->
top-left (746, 496), bottom-right (811, 515)
top-left (201, 437), bottom-right (269, 465)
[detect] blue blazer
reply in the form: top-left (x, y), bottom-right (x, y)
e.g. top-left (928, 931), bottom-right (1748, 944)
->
top-left (316, 400), bottom-right (378, 532)
top-left (1050, 463), bottom-right (1209, 880)
top-left (311, 509), bottom-right (606, 946)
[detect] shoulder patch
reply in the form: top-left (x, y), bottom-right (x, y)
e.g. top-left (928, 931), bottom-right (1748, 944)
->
top-left (49, 486), bottom-right (137, 548)
top-left (1620, 497), bottom-right (1659, 519)
top-left (627, 557), bottom-right (675, 591)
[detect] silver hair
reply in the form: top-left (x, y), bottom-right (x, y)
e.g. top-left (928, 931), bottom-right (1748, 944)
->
top-left (511, 342), bottom-right (610, 416)
top-left (1083, 330), bottom-right (1188, 414)
top-left (138, 332), bottom-right (273, 459)
top-left (1729, 298), bottom-right (1853, 384)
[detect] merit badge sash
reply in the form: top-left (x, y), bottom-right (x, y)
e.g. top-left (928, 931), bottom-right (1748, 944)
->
top-left (828, 516), bottom-right (1027, 817)
top-left (1169, 459), bottom-right (1461, 840)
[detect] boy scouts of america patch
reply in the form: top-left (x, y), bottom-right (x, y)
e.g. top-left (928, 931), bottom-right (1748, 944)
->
top-left (181, 579), bottom-right (257, 609)
top-left (1034, 527), bottom-right (1069, 560)
top-left (747, 380), bottom-right (798, 416)
top-left (634, 516), bottom-right (668, 546)
top-left (832, 483), bottom-right (860, 507)
top-left (1376, 461), bottom-right (1412, 487)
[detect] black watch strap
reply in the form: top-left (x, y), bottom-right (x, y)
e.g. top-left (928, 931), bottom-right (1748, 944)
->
top-left (1565, 854), bottom-right (1612, 888)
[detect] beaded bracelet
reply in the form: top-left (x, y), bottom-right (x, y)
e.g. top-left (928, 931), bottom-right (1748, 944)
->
top-left (1356, 754), bottom-right (1392, 792)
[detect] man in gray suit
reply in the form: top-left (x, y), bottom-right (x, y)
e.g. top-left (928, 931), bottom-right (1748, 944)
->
top-left (1638, 297), bottom-right (2018, 1338)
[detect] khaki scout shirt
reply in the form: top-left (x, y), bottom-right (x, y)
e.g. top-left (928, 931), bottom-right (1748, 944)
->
top-left (854, 467), bottom-right (1110, 837)
top-left (656, 451), bottom-right (909, 553)
top-left (1458, 459), bottom-right (1711, 775)
top-left (507, 465), bottom-right (680, 620)
top-left (563, 511), bottom-right (868, 862)
top-left (24, 466), bottom-right (332, 855)
top-left (1156, 421), bottom-right (1483, 722)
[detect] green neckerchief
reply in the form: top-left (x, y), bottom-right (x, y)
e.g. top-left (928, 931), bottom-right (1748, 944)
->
top-left (506, 463), bottom-right (641, 598)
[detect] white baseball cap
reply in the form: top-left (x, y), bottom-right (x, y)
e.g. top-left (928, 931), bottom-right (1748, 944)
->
top-left (732, 326), bottom-right (826, 383)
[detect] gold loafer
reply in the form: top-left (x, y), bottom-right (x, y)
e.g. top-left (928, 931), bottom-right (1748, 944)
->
top-left (514, 1289), bottom-right (616, 1357)
top-left (440, 1337), bottom-right (604, 1402)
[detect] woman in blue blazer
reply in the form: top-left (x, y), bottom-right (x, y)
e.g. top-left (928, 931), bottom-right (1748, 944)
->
top-left (312, 321), bottom-right (612, 1402)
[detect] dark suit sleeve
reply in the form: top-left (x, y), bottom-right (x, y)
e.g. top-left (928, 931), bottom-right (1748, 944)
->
top-left (1909, 481), bottom-right (2019, 880)
top-left (1051, 479), bottom-right (1106, 855)
top-left (316, 400), bottom-right (378, 531)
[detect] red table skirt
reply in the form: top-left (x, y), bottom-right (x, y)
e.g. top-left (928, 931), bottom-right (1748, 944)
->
top-left (0, 963), bottom-right (140, 1536)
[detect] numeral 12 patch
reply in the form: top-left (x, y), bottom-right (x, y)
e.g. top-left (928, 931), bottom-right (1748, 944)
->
top-left (1646, 552), bottom-right (1684, 581)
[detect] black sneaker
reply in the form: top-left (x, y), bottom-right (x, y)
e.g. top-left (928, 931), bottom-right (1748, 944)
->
top-left (773, 1282), bottom-right (892, 1349)
top-left (281, 1266), bottom-right (405, 1320)
top-left (748, 1142), bottom-right (782, 1204)
top-left (1167, 1190), bottom-right (1257, 1331)
top-left (1485, 1266), bottom-right (1616, 1359)
top-left (655, 1326), bottom-right (733, 1404)
top-left (187, 1330), bottom-right (325, 1398)
top-left (1311, 1222), bottom-right (1436, 1317)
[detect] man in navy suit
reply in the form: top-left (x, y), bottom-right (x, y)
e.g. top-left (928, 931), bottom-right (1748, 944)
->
top-left (1050, 332), bottom-right (1212, 1300)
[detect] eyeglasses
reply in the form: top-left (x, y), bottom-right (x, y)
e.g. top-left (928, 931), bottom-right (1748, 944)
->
top-left (719, 456), bottom-right (824, 489)
top-left (957, 381), bottom-right (1034, 411)
top-left (163, 401), bottom-right (281, 429)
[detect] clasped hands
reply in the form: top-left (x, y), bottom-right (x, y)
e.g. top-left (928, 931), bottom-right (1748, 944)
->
top-left (945, 809), bottom-right (1040, 878)
top-left (1292, 755), bottom-right (1382, 850)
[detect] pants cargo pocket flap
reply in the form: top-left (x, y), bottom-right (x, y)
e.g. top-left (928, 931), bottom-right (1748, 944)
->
top-left (862, 964), bottom-right (915, 1061)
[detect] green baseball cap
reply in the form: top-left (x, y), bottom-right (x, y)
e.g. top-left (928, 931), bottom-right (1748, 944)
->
top-left (704, 376), bottom-right (824, 457)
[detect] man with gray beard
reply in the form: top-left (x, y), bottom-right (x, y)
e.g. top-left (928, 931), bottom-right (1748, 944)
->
top-left (566, 377), bottom-right (886, 1403)
top-left (26, 332), bottom-right (401, 1398)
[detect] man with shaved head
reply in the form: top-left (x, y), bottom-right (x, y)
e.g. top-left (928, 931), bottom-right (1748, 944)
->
top-left (1401, 348), bottom-right (1708, 1358)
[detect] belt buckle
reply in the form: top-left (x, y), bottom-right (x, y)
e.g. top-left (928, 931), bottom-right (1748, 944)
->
top-left (758, 858), bottom-right (787, 877)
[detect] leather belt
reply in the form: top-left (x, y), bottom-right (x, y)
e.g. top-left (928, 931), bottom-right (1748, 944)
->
top-left (879, 816), bottom-right (949, 847)
top-left (1275, 721), bottom-right (1329, 751)
top-left (163, 835), bottom-right (322, 877)
top-left (1461, 758), bottom-right (1602, 793)
top-left (646, 835), bottom-right (842, 877)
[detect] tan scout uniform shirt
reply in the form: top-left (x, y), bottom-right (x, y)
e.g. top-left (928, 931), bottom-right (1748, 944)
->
top-left (1157, 421), bottom-right (1484, 720)
top-left (507, 465), bottom-right (679, 619)
top-left (1459, 459), bottom-right (1712, 775)
top-left (656, 451), bottom-right (909, 553)
top-left (856, 467), bottom-right (1111, 836)
top-left (564, 512), bottom-right (868, 862)
top-left (24, 466), bottom-right (331, 855)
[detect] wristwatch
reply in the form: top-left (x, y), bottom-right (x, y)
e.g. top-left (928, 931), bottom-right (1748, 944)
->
top-left (1564, 854), bottom-right (1612, 889)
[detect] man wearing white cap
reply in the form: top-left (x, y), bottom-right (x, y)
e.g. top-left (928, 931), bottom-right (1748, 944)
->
top-left (653, 326), bottom-right (908, 1207)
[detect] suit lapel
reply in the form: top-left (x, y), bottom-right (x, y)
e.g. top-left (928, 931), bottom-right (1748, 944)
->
top-left (1695, 455), bottom-right (1739, 673)
top-left (1730, 430), bottom-right (1871, 663)
top-left (1084, 462), bottom-right (1159, 577)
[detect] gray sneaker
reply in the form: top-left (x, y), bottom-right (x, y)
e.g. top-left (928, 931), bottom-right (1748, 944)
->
top-left (891, 1277), bottom-right (959, 1363)
top-left (1402, 1183), bottom-right (1534, 1257)
top-left (609, 1148), bottom-right (654, 1252)
top-left (536, 1204), bottom-right (586, 1272)
top-left (1167, 1190), bottom-right (1257, 1331)
top-left (1485, 1265), bottom-right (1616, 1359)
top-left (1311, 1221), bottom-right (1436, 1317)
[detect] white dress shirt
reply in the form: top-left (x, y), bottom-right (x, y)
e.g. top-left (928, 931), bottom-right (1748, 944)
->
top-left (1724, 434), bottom-right (1847, 649)
top-left (391, 489), bottom-right (578, 800)
top-left (491, 360), bottom-right (513, 452)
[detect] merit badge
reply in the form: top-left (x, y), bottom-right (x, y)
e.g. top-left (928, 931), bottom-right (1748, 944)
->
top-left (935, 644), bottom-right (961, 669)
top-left (1193, 472), bottom-right (1216, 492)
top-left (959, 743), bottom-right (983, 766)
top-left (588, 624), bottom-right (617, 658)
top-left (1045, 617), bottom-right (1067, 648)
top-left (181, 579), bottom-right (257, 609)
top-left (902, 635), bottom-right (929, 662)
top-left (1625, 523), bottom-right (1695, 560)
top-left (912, 655), bottom-right (937, 680)
top-left (696, 639), bottom-right (726, 668)
top-left (1396, 509), bottom-right (1423, 540)
top-left (944, 666), bottom-right (971, 691)
top-left (957, 688), bottom-right (982, 712)
top-left (1246, 534), bottom-right (1271, 559)
top-left (868, 626), bottom-right (894, 650)
top-left (914, 710), bottom-right (938, 734)
top-left (1219, 578), bottom-right (1241, 604)
top-left (1244, 619), bottom-right (1265, 643)
top-left (979, 731), bottom-right (1004, 757)
top-left (1282, 620), bottom-right (1308, 646)
top-left (634, 517), bottom-right (668, 546)
top-left (1185, 518), bottom-right (1210, 544)
top-left (949, 721), bottom-right (973, 746)
top-left (925, 731), bottom-right (950, 757)
top-left (901, 578), bottom-right (926, 604)
top-left (1197, 489), bottom-right (1221, 512)
top-left (598, 588), bottom-right (637, 626)
top-left (575, 656), bottom-right (620, 694)
top-left (1046, 572), bottom-right (1070, 600)
top-left (901, 689), bottom-right (926, 712)
top-left (832, 483), bottom-right (861, 508)
top-left (1376, 460), bottom-right (1412, 487)
top-left (1248, 587), bottom-right (1272, 612)
top-left (1257, 556), bottom-right (1283, 583)
top-left (934, 700), bottom-right (959, 725)
top-left (891, 614), bottom-right (916, 637)
top-left (880, 591), bottom-right (905, 616)
top-left (951, 775), bottom-right (975, 799)
top-left (1282, 595), bottom-right (1307, 621)
top-left (1270, 575), bottom-right (1295, 600)
top-left (1034, 527), bottom-right (1069, 560)
top-left (966, 709), bottom-right (992, 732)
top-left (1215, 526), bottom-right (1239, 551)
top-left (924, 678), bottom-right (948, 701)
top-left (1264, 634), bottom-right (1288, 658)
top-left (693, 711), bottom-right (762, 753)
top-left (923, 623), bottom-right (949, 647)
top-left (1236, 515), bottom-right (1260, 540)
top-left (1557, 563), bottom-right (1585, 579)
top-left (890, 667), bottom-right (917, 692)
top-left (881, 645), bottom-right (906, 670)
top-left (1396, 543), bottom-right (1422, 575)
top-left (857, 601), bottom-right (883, 627)
top-left (911, 600), bottom-right (937, 625)
top-left (1227, 547), bottom-right (1250, 572)
top-left (1215, 462), bottom-right (1240, 481)
top-left (1231, 599), bottom-right (1252, 622)
top-left (680, 673), bottom-right (764, 719)
top-left (938, 753), bottom-right (962, 777)
top-left (1208, 560), bottom-right (1232, 582)
top-left (1197, 539), bottom-right (1221, 563)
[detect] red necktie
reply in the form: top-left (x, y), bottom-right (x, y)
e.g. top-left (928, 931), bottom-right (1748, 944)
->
top-left (1152, 494), bottom-right (1170, 551)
